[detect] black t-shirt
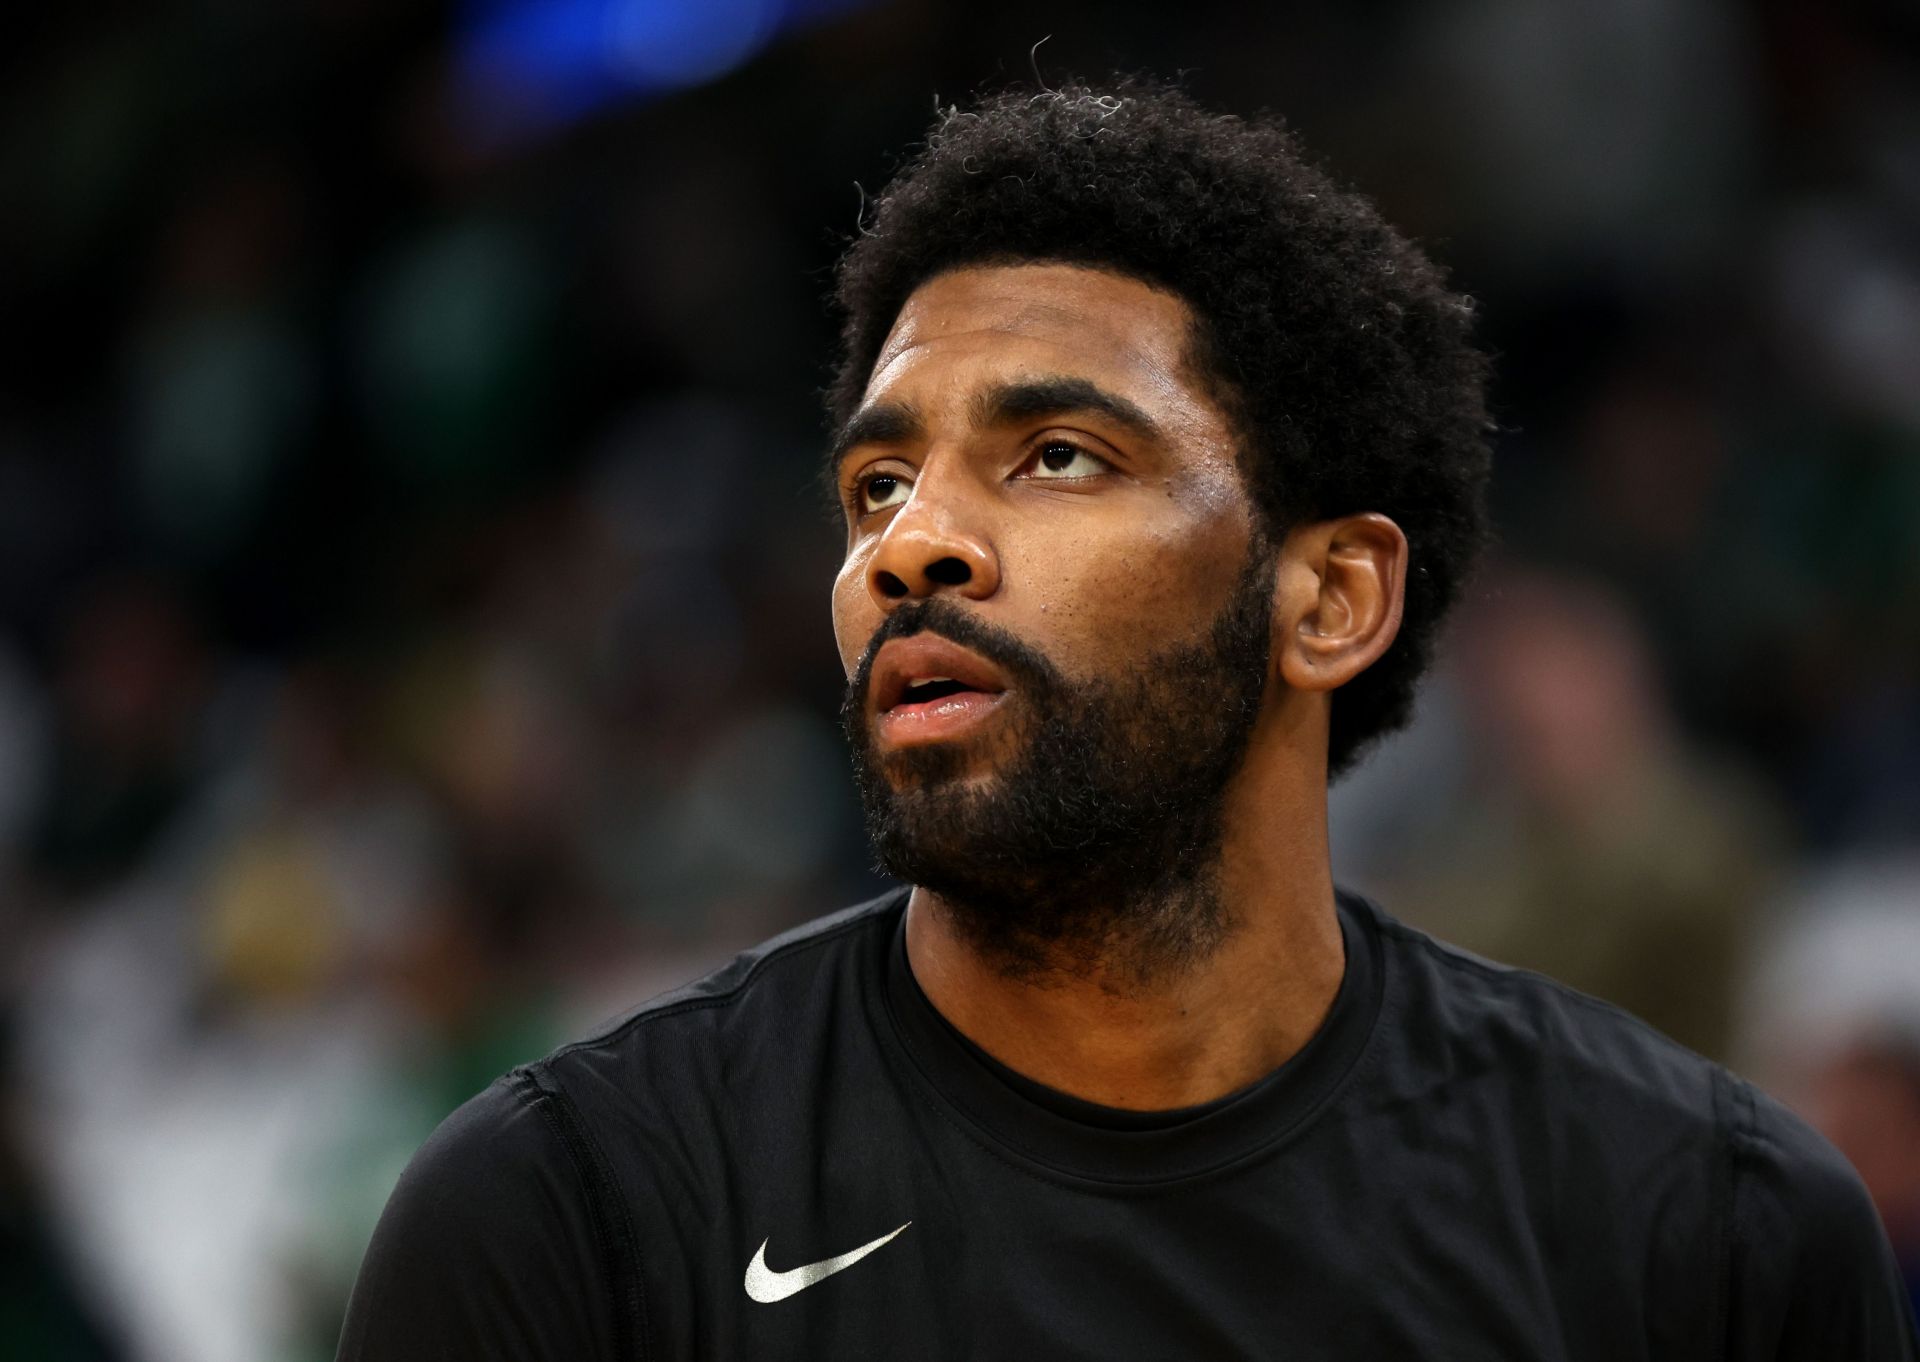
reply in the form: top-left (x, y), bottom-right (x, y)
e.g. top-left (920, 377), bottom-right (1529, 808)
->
top-left (338, 888), bottom-right (1918, 1360)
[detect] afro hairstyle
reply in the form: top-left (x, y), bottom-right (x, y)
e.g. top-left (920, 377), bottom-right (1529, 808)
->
top-left (827, 79), bottom-right (1494, 778)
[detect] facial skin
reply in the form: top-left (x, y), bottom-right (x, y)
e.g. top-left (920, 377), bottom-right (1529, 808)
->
top-left (832, 266), bottom-right (1276, 983)
top-left (833, 269), bottom-right (1258, 723)
top-left (831, 262), bottom-right (1409, 1108)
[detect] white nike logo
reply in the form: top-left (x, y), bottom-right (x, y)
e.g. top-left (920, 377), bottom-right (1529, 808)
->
top-left (743, 1222), bottom-right (911, 1303)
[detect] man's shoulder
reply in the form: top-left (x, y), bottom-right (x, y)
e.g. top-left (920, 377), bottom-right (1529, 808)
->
top-left (1354, 894), bottom-right (1918, 1355)
top-left (521, 887), bottom-right (907, 1116)
top-left (1353, 893), bottom-right (1733, 1137)
top-left (344, 892), bottom-right (912, 1358)
top-left (570, 890), bottom-right (901, 1034)
top-left (341, 1067), bottom-right (633, 1358)
top-left (1723, 1079), bottom-right (1917, 1353)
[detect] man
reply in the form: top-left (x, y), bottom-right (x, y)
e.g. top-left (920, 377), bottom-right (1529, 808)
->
top-left (340, 81), bottom-right (1917, 1358)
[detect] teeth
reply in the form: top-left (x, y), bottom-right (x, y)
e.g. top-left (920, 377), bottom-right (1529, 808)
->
top-left (912, 677), bottom-right (952, 685)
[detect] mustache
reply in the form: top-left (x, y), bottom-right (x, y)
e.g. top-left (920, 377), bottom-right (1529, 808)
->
top-left (843, 599), bottom-right (1062, 721)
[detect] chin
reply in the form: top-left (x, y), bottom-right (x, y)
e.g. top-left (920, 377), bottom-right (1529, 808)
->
top-left (871, 727), bottom-right (1018, 790)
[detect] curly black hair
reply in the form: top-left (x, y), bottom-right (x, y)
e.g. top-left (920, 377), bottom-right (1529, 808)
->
top-left (828, 79), bottom-right (1494, 778)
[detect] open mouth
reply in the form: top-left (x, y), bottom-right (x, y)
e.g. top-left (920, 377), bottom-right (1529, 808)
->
top-left (870, 635), bottom-right (1012, 746)
top-left (894, 677), bottom-right (977, 707)
top-left (877, 680), bottom-right (1006, 747)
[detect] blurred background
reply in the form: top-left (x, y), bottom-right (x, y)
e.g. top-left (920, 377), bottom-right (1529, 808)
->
top-left (1, 0), bottom-right (1916, 1356)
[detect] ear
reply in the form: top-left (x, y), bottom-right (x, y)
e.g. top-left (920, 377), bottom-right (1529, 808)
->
top-left (1274, 513), bottom-right (1407, 694)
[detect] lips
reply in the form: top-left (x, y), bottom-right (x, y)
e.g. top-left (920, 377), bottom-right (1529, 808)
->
top-left (872, 635), bottom-right (1010, 713)
top-left (870, 634), bottom-right (1011, 748)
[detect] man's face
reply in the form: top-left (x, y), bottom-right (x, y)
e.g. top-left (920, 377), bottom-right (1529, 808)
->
top-left (830, 263), bottom-right (1274, 969)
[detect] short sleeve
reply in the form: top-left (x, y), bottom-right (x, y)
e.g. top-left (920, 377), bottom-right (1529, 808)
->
top-left (337, 1072), bottom-right (624, 1362)
top-left (1724, 1084), bottom-right (1919, 1360)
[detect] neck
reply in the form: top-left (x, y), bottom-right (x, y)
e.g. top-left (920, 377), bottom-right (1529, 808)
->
top-left (903, 731), bottom-right (1345, 1112)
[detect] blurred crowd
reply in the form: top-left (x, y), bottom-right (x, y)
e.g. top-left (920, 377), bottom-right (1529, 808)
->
top-left (2, 1), bottom-right (1917, 1357)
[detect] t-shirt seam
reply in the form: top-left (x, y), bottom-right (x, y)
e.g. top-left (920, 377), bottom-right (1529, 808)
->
top-left (1372, 911), bottom-right (1711, 1062)
top-left (512, 1067), bottom-right (652, 1361)
top-left (1708, 1064), bottom-right (1742, 1362)
top-left (547, 902), bottom-right (901, 1063)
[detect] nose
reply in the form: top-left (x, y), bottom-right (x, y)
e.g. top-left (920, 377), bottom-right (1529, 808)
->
top-left (865, 473), bottom-right (1000, 611)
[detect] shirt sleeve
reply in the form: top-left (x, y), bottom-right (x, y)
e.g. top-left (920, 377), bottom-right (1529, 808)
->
top-left (1724, 1083), bottom-right (1919, 1360)
top-left (337, 1071), bottom-right (627, 1362)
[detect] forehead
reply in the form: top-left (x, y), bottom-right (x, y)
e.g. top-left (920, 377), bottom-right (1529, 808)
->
top-left (864, 263), bottom-right (1210, 416)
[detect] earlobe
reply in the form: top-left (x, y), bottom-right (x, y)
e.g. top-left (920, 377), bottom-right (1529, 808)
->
top-left (1276, 513), bottom-right (1407, 693)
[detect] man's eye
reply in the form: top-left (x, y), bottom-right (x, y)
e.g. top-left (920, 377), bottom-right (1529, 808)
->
top-left (858, 473), bottom-right (912, 514)
top-left (1025, 442), bottom-right (1107, 480)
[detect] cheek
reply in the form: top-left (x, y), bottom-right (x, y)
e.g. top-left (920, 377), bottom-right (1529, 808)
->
top-left (1013, 504), bottom-right (1250, 651)
top-left (831, 553), bottom-right (878, 675)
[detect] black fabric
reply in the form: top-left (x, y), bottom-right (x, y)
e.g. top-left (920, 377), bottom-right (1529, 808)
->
top-left (339, 888), bottom-right (1919, 1360)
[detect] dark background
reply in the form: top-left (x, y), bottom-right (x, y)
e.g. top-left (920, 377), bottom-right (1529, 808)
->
top-left (2, 2), bottom-right (1917, 1357)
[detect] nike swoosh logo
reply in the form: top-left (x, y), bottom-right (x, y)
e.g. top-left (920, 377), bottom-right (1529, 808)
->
top-left (743, 1222), bottom-right (911, 1303)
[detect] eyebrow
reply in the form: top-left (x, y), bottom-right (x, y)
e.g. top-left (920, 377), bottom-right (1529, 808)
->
top-left (827, 374), bottom-right (1165, 474)
top-left (829, 400), bottom-right (923, 468)
top-left (970, 375), bottom-right (1164, 445)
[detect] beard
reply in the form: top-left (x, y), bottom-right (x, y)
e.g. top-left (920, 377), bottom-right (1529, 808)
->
top-left (840, 542), bottom-right (1276, 986)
